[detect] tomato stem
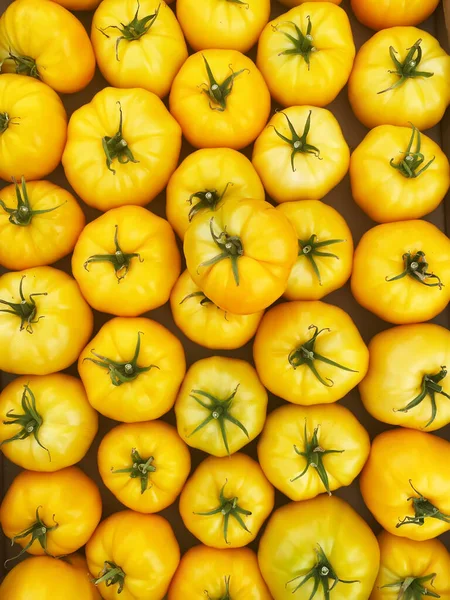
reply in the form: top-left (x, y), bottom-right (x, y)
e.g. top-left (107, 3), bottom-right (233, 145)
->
top-left (385, 251), bottom-right (443, 289)
top-left (390, 124), bottom-right (435, 179)
top-left (0, 50), bottom-right (39, 79)
top-left (94, 561), bottom-right (126, 594)
top-left (199, 218), bottom-right (244, 286)
top-left (288, 325), bottom-right (357, 387)
top-left (112, 448), bottom-right (156, 495)
top-left (5, 506), bottom-right (58, 567)
top-left (102, 102), bottom-right (139, 174)
top-left (0, 275), bottom-right (47, 333)
top-left (180, 291), bottom-right (214, 307)
top-left (188, 182), bottom-right (233, 222)
top-left (378, 39), bottom-right (434, 94)
top-left (97, 1), bottom-right (160, 61)
top-left (274, 16), bottom-right (316, 68)
top-left (201, 56), bottom-right (249, 112)
top-left (271, 111), bottom-right (322, 172)
top-left (0, 177), bottom-right (65, 227)
top-left (290, 422), bottom-right (344, 495)
top-left (380, 572), bottom-right (440, 600)
top-left (298, 235), bottom-right (344, 285)
top-left (194, 481), bottom-right (252, 545)
top-left (397, 480), bottom-right (450, 528)
top-left (83, 331), bottom-right (159, 387)
top-left (205, 575), bottom-right (232, 600)
top-left (286, 544), bottom-right (359, 598)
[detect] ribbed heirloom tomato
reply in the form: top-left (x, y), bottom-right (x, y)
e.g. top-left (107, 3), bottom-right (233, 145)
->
top-left (257, 3), bottom-right (355, 107)
top-left (351, 0), bottom-right (440, 30)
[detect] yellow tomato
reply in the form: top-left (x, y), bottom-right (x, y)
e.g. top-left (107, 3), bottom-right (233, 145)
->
top-left (277, 201), bottom-right (353, 300)
top-left (279, 0), bottom-right (341, 5)
top-left (350, 124), bottom-right (450, 223)
top-left (0, 267), bottom-right (93, 376)
top-left (0, 75), bottom-right (67, 182)
top-left (68, 554), bottom-right (102, 600)
top-left (170, 49), bottom-right (271, 150)
top-left (78, 317), bottom-right (186, 422)
top-left (72, 206), bottom-right (180, 316)
top-left (170, 270), bottom-right (263, 350)
top-left (62, 86), bottom-right (182, 211)
top-left (348, 27), bottom-right (450, 130)
top-left (351, 220), bottom-right (450, 324)
top-left (257, 3), bottom-right (355, 107)
top-left (86, 510), bottom-right (180, 600)
top-left (184, 197), bottom-right (298, 315)
top-left (0, 179), bottom-right (85, 270)
top-left (258, 495), bottom-right (380, 600)
top-left (252, 107), bottom-right (350, 203)
top-left (0, 467), bottom-right (102, 558)
top-left (0, 0), bottom-right (95, 93)
top-left (360, 324), bottom-right (450, 432)
top-left (351, 0), bottom-right (440, 30)
top-left (166, 147), bottom-right (265, 240)
top-left (175, 355), bottom-right (267, 457)
top-left (52, 0), bottom-right (101, 9)
top-left (0, 374), bottom-right (98, 472)
top-left (253, 300), bottom-right (369, 405)
top-left (360, 428), bottom-right (450, 541)
top-left (98, 420), bottom-right (191, 513)
top-left (177, 0), bottom-right (270, 53)
top-left (168, 545), bottom-right (272, 600)
top-left (371, 531), bottom-right (450, 600)
top-left (179, 453), bottom-right (274, 549)
top-left (92, 0), bottom-right (187, 98)
top-left (257, 403), bottom-right (370, 501)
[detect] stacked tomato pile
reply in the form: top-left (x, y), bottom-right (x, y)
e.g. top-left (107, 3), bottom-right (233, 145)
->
top-left (0, 0), bottom-right (450, 598)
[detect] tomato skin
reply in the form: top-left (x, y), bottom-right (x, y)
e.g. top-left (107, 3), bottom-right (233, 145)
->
top-left (360, 428), bottom-right (450, 541)
top-left (92, 0), bottom-right (187, 98)
top-left (348, 27), bottom-right (450, 130)
top-left (170, 270), bottom-right (263, 350)
top-left (62, 86), bottom-right (182, 211)
top-left (184, 197), bottom-right (298, 315)
top-left (279, 0), bottom-right (341, 5)
top-left (0, 0), bottom-right (95, 94)
top-left (277, 201), bottom-right (353, 300)
top-left (176, 0), bottom-right (270, 53)
top-left (0, 374), bottom-right (98, 471)
top-left (86, 510), bottom-right (180, 600)
top-left (0, 75), bottom-right (67, 182)
top-left (168, 545), bottom-right (272, 600)
top-left (258, 495), bottom-right (380, 600)
top-left (351, 0), bottom-right (440, 30)
top-left (78, 317), bottom-right (186, 423)
top-left (68, 554), bottom-right (102, 600)
top-left (52, 0), bottom-right (101, 9)
top-left (175, 356), bottom-right (267, 457)
top-left (169, 49), bottom-right (271, 150)
top-left (371, 531), bottom-right (450, 600)
top-left (0, 267), bottom-right (93, 376)
top-left (166, 147), bottom-right (265, 240)
top-left (351, 220), bottom-right (450, 324)
top-left (72, 206), bottom-right (180, 316)
top-left (179, 453), bottom-right (274, 549)
top-left (350, 125), bottom-right (450, 223)
top-left (253, 300), bottom-right (369, 405)
top-left (0, 467), bottom-right (102, 556)
top-left (252, 107), bottom-right (350, 203)
top-left (360, 324), bottom-right (450, 432)
top-left (97, 420), bottom-right (191, 513)
top-left (257, 403), bottom-right (370, 501)
top-left (257, 3), bottom-right (354, 108)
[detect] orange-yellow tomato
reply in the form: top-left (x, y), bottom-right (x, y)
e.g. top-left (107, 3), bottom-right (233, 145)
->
top-left (351, 0), bottom-right (440, 30)
top-left (52, 0), bottom-right (101, 8)
top-left (279, 0), bottom-right (341, 5)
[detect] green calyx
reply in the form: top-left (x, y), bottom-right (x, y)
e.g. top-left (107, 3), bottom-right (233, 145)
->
top-left (380, 573), bottom-right (440, 600)
top-left (188, 182), bottom-right (233, 222)
top-left (94, 561), bottom-right (126, 594)
top-left (188, 386), bottom-right (248, 455)
top-left (379, 39), bottom-right (434, 94)
top-left (397, 480), bottom-right (450, 528)
top-left (272, 110), bottom-right (321, 172)
top-left (288, 325), bottom-right (357, 387)
top-left (98, 1), bottom-right (160, 61)
top-left (0, 112), bottom-right (19, 134)
top-left (0, 50), bottom-right (39, 79)
top-left (0, 275), bottom-right (47, 333)
top-left (395, 366), bottom-right (450, 428)
top-left (199, 218), bottom-right (244, 286)
top-left (290, 423), bottom-right (344, 496)
top-left (83, 331), bottom-right (159, 387)
top-left (206, 575), bottom-right (232, 600)
top-left (225, 0), bottom-right (248, 6)
top-left (201, 55), bottom-right (248, 112)
top-left (194, 481), bottom-right (252, 545)
top-left (386, 251), bottom-right (443, 289)
top-left (0, 176), bottom-right (65, 227)
top-left (390, 124), bottom-right (435, 178)
top-left (5, 506), bottom-right (58, 567)
top-left (84, 224), bottom-right (143, 282)
top-left (0, 384), bottom-right (50, 460)
top-left (298, 234), bottom-right (344, 285)
top-left (275, 16), bottom-right (316, 68)
top-left (102, 102), bottom-right (139, 174)
top-left (180, 291), bottom-right (214, 307)
top-left (287, 544), bottom-right (359, 599)
top-left (112, 448), bottom-right (156, 495)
